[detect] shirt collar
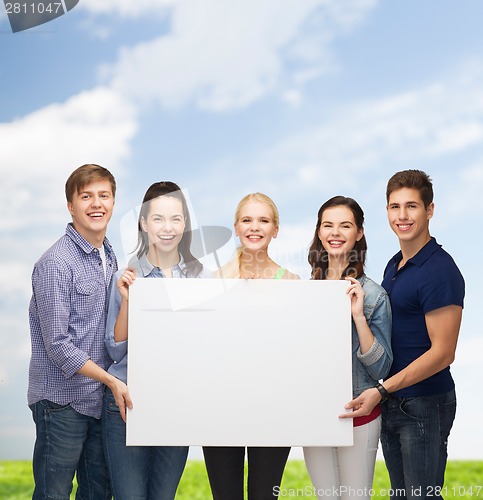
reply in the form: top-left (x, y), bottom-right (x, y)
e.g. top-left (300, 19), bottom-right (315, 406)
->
top-left (393, 236), bottom-right (441, 269)
top-left (136, 253), bottom-right (186, 278)
top-left (65, 223), bottom-right (113, 255)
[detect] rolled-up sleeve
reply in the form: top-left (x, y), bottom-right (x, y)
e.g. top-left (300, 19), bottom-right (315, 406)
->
top-left (356, 291), bottom-right (393, 381)
top-left (105, 270), bottom-right (128, 363)
top-left (33, 258), bottom-right (91, 378)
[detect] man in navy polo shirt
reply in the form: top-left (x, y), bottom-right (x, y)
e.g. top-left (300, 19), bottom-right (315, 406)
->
top-left (342, 170), bottom-right (464, 499)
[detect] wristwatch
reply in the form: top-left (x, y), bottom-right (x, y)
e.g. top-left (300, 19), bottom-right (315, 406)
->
top-left (374, 382), bottom-right (390, 403)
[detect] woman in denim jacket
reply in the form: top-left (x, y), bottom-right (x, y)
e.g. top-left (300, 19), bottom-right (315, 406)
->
top-left (102, 181), bottom-right (209, 500)
top-left (303, 196), bottom-right (392, 500)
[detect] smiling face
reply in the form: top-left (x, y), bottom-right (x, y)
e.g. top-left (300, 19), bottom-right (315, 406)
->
top-left (386, 187), bottom-right (433, 248)
top-left (317, 205), bottom-right (363, 262)
top-left (234, 200), bottom-right (279, 252)
top-left (141, 195), bottom-right (186, 259)
top-left (67, 179), bottom-right (114, 246)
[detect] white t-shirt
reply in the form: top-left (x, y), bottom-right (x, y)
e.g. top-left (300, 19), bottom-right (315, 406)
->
top-left (98, 244), bottom-right (107, 279)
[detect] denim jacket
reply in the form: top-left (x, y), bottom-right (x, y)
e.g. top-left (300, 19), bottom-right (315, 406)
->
top-left (352, 275), bottom-right (393, 398)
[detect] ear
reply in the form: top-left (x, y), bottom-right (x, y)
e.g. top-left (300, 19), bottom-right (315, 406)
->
top-left (141, 216), bottom-right (148, 232)
top-left (234, 222), bottom-right (238, 237)
top-left (356, 228), bottom-right (364, 242)
top-left (67, 201), bottom-right (74, 216)
top-left (273, 226), bottom-right (279, 239)
top-left (427, 202), bottom-right (434, 221)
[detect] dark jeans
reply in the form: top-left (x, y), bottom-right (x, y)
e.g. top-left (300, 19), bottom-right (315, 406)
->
top-left (102, 387), bottom-right (188, 500)
top-left (381, 389), bottom-right (456, 500)
top-left (30, 399), bottom-right (111, 500)
top-left (202, 446), bottom-right (290, 500)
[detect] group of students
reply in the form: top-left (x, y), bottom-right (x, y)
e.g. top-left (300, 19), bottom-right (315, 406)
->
top-left (28, 164), bottom-right (464, 500)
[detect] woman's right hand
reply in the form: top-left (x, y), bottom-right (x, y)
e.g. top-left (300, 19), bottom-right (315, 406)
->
top-left (109, 376), bottom-right (133, 423)
top-left (117, 269), bottom-right (136, 301)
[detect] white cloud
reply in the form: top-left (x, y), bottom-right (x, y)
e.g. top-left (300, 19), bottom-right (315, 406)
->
top-left (104, 0), bottom-right (378, 111)
top-left (0, 87), bottom-right (138, 232)
top-left (281, 89), bottom-right (303, 107)
top-left (79, 0), bottom-right (174, 17)
top-left (433, 160), bottom-right (483, 227)
top-left (0, 262), bottom-right (32, 301)
top-left (242, 60), bottom-right (483, 200)
top-left (0, 314), bottom-right (30, 383)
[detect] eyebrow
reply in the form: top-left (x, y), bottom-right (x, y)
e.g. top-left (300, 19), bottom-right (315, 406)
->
top-left (150, 213), bottom-right (184, 217)
top-left (79, 190), bottom-right (111, 195)
top-left (240, 215), bottom-right (272, 220)
top-left (321, 220), bottom-right (354, 224)
top-left (389, 200), bottom-right (421, 206)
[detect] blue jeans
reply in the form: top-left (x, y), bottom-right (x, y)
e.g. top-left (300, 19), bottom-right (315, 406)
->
top-left (30, 399), bottom-right (111, 500)
top-left (102, 387), bottom-right (188, 500)
top-left (381, 389), bottom-right (456, 500)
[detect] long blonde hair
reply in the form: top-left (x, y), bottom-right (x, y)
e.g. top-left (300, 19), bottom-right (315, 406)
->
top-left (216, 192), bottom-right (279, 278)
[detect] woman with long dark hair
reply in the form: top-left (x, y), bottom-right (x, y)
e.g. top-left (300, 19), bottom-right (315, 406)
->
top-left (102, 181), bottom-right (209, 500)
top-left (303, 196), bottom-right (392, 500)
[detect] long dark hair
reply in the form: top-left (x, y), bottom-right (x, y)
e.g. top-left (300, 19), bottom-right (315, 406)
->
top-left (308, 196), bottom-right (367, 280)
top-left (134, 181), bottom-right (203, 276)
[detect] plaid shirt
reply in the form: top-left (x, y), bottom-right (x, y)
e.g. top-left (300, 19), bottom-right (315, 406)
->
top-left (28, 223), bottom-right (118, 418)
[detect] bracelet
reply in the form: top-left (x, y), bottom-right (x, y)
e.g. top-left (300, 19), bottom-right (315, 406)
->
top-left (374, 382), bottom-right (390, 403)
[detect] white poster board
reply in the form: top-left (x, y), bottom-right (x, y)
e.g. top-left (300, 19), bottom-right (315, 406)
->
top-left (126, 279), bottom-right (353, 447)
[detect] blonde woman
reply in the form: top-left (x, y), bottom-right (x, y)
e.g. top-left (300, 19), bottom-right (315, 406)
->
top-left (203, 192), bottom-right (298, 500)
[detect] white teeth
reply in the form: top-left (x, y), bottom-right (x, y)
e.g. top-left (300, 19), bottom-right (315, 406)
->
top-left (159, 235), bottom-right (175, 240)
top-left (89, 213), bottom-right (103, 218)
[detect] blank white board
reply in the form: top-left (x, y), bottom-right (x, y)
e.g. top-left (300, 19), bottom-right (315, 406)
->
top-left (126, 279), bottom-right (353, 447)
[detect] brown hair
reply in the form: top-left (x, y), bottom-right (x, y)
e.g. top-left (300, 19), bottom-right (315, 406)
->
top-left (134, 181), bottom-right (203, 276)
top-left (65, 164), bottom-right (116, 202)
top-left (386, 169), bottom-right (433, 208)
top-left (308, 196), bottom-right (367, 280)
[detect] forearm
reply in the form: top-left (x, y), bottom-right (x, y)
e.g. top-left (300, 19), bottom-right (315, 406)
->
top-left (77, 359), bottom-right (120, 391)
top-left (383, 346), bottom-right (455, 394)
top-left (78, 359), bottom-right (133, 421)
top-left (352, 314), bottom-right (375, 354)
top-left (114, 298), bottom-right (129, 342)
top-left (384, 305), bottom-right (461, 394)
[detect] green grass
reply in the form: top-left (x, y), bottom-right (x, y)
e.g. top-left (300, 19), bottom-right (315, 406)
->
top-left (1, 460), bottom-right (482, 499)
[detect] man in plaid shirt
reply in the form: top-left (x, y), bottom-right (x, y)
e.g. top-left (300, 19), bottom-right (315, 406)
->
top-left (28, 164), bottom-right (132, 499)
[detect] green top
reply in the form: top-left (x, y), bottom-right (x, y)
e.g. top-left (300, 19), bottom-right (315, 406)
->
top-left (273, 267), bottom-right (286, 280)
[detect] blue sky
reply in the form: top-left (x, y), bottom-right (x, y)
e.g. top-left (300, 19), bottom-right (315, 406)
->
top-left (1, 0), bottom-right (482, 460)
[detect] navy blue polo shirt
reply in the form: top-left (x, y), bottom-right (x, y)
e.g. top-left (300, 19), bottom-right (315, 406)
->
top-left (382, 237), bottom-right (465, 398)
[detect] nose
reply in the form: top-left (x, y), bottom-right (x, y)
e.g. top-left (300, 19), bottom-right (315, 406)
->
top-left (160, 220), bottom-right (174, 232)
top-left (397, 207), bottom-right (409, 220)
top-left (91, 195), bottom-right (102, 207)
